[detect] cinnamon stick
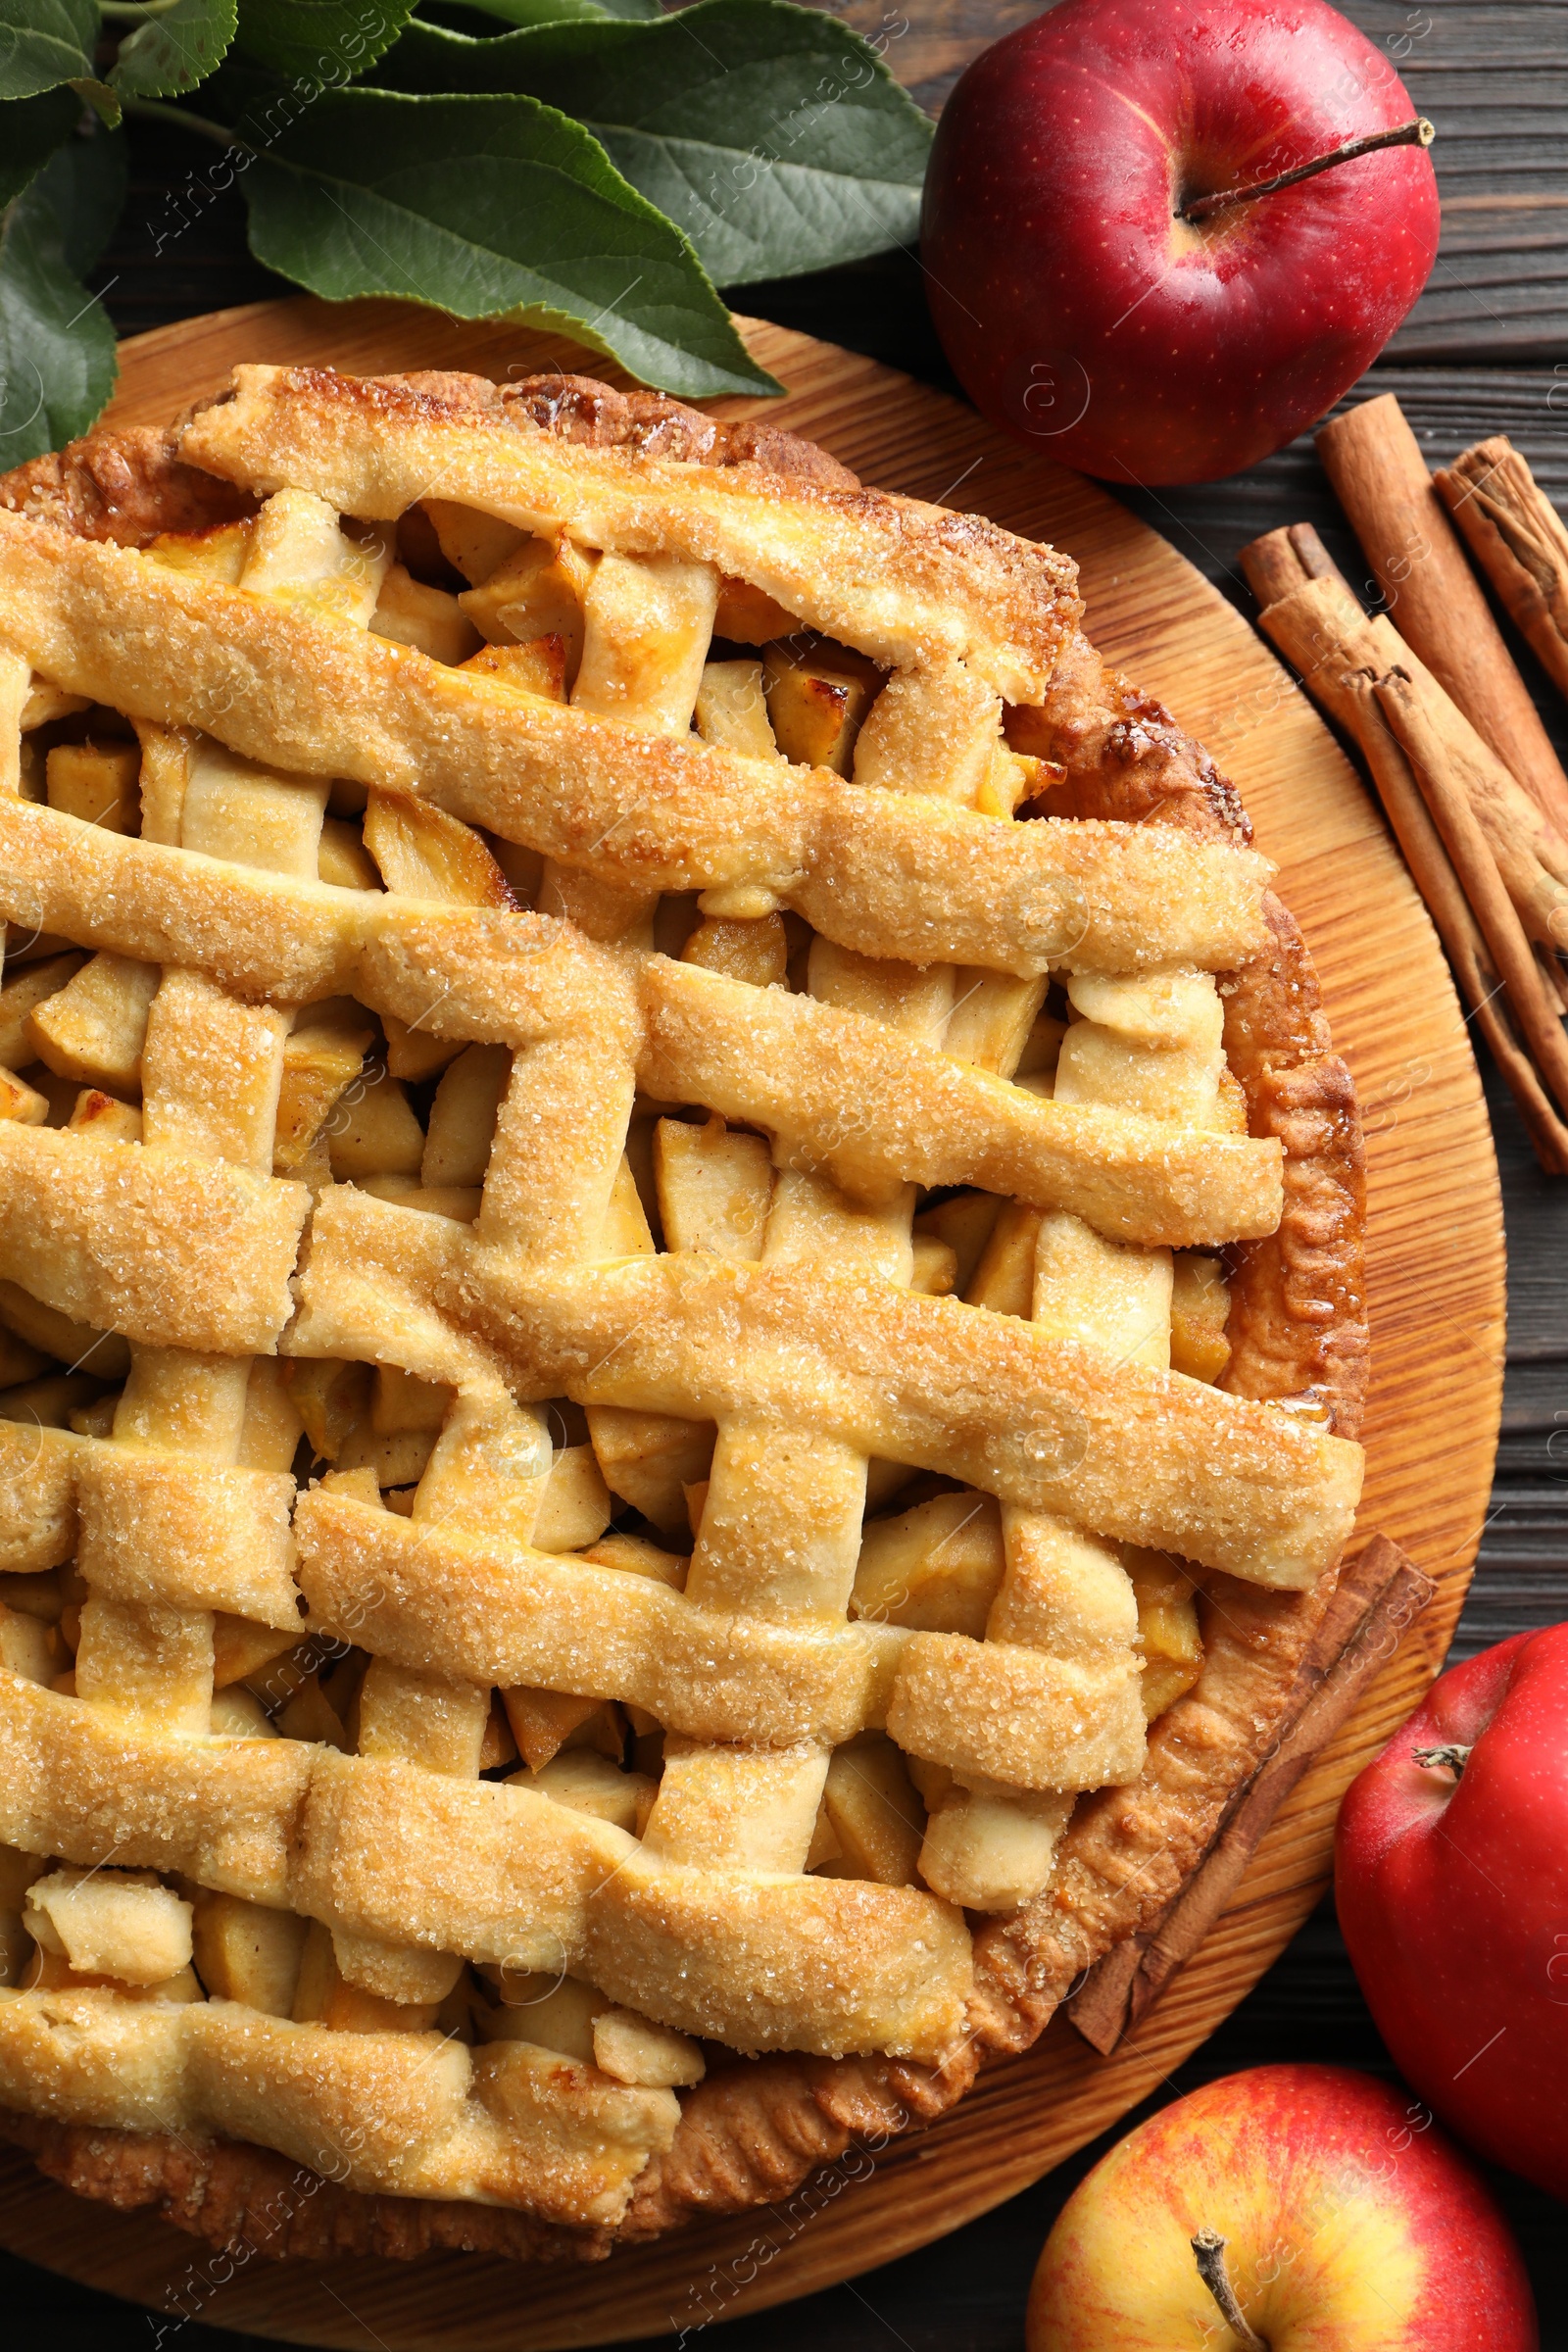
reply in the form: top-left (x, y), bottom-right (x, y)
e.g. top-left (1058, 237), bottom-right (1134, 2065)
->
top-left (1375, 666), bottom-right (1568, 1117)
top-left (1335, 668), bottom-right (1568, 1176)
top-left (1241, 533), bottom-right (1568, 954)
top-left (1237, 519), bottom-right (1341, 608)
top-left (1069, 1536), bottom-right (1436, 2057)
top-left (1435, 436), bottom-right (1568, 705)
top-left (1317, 395), bottom-right (1568, 835)
top-left (1240, 527), bottom-right (1568, 1170)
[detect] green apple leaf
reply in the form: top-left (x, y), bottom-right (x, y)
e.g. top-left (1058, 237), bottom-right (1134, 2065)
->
top-left (111, 0), bottom-right (237, 99)
top-left (0, 84), bottom-right (81, 210)
top-left (241, 87), bottom-right (780, 396)
top-left (0, 132), bottom-right (121, 459)
top-left (0, 0), bottom-right (119, 122)
top-left (234, 0), bottom-right (415, 86)
top-left (39, 117), bottom-right (125, 272)
top-left (0, 0), bottom-right (94, 96)
top-left (377, 0), bottom-right (932, 286)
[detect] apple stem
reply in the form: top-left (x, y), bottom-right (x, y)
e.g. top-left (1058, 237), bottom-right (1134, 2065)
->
top-left (1191, 2229), bottom-right (1269, 2350)
top-left (1412, 1741), bottom-right (1473, 1779)
top-left (1179, 119), bottom-right (1435, 225)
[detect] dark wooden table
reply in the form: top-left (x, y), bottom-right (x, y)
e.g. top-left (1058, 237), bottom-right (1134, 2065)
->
top-left (11, 1), bottom-right (1568, 2342)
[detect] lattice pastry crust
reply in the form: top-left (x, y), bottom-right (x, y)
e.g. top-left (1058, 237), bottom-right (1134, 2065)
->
top-left (0, 365), bottom-right (1366, 2262)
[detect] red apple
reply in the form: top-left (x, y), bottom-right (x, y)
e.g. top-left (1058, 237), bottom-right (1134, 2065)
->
top-left (1336, 1625), bottom-right (1568, 2201)
top-left (1027, 2064), bottom-right (1537, 2349)
top-left (921, 0), bottom-right (1441, 484)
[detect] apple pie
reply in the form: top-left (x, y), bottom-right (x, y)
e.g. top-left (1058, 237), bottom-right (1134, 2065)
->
top-left (0, 363), bottom-right (1366, 2263)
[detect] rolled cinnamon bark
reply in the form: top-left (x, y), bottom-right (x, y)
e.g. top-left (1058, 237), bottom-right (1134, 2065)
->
top-left (1435, 436), bottom-right (1568, 705)
top-left (1375, 667), bottom-right (1568, 1118)
top-left (1337, 670), bottom-right (1568, 1175)
top-left (1317, 394), bottom-right (1568, 836)
top-left (1242, 526), bottom-right (1568, 1171)
top-left (1245, 554), bottom-right (1568, 955)
top-left (1238, 518), bottom-right (1339, 609)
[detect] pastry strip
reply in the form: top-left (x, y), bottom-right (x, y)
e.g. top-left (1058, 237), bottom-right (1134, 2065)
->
top-left (641, 658), bottom-right (1127, 1888)
top-left (0, 1125), bottom-right (305, 1353)
top-left (0, 1670), bottom-right (970, 2060)
top-left (71, 501), bottom-right (367, 1737)
top-left (920, 967), bottom-right (1232, 1904)
top-left (0, 1986), bottom-right (679, 2226)
top-left (291, 1191), bottom-right (1361, 1588)
top-left (329, 808), bottom-right (544, 2011)
top-left (0, 808), bottom-right (1284, 1248)
top-left (0, 514), bottom-right (1273, 974)
top-left (181, 365), bottom-right (1078, 703)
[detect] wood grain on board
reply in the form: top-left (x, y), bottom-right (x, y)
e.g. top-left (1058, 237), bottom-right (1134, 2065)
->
top-left (0, 301), bottom-right (1503, 2349)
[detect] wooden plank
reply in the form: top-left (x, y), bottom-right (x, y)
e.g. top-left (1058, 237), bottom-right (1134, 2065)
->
top-left (0, 297), bottom-right (1503, 2348)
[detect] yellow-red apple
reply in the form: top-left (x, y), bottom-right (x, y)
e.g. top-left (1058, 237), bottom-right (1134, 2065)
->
top-left (1027, 2065), bottom-right (1536, 2349)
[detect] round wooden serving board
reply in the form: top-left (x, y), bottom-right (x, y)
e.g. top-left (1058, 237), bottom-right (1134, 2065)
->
top-left (0, 302), bottom-right (1504, 2348)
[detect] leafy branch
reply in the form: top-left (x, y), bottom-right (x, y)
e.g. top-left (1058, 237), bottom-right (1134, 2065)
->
top-left (0, 0), bottom-right (931, 460)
